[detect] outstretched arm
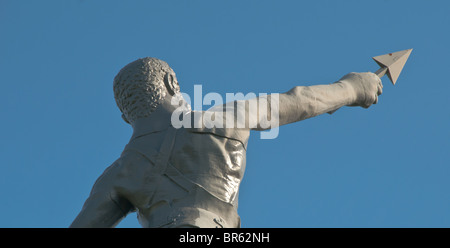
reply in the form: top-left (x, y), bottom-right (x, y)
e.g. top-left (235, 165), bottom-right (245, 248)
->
top-left (229, 72), bottom-right (382, 130)
top-left (205, 72), bottom-right (382, 130)
top-left (273, 72), bottom-right (383, 127)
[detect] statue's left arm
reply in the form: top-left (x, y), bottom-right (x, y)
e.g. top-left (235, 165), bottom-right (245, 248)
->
top-left (70, 162), bottom-right (133, 228)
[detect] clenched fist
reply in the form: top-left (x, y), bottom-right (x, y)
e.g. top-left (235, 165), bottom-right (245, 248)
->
top-left (340, 72), bottom-right (383, 108)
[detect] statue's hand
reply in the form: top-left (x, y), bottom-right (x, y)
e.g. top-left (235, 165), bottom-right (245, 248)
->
top-left (340, 72), bottom-right (383, 108)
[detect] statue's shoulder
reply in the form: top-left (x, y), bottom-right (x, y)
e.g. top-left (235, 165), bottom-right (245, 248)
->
top-left (116, 149), bottom-right (154, 174)
top-left (183, 125), bottom-right (250, 151)
top-left (91, 151), bottom-right (155, 196)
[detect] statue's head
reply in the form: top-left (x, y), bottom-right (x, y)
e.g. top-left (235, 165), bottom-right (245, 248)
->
top-left (113, 57), bottom-right (180, 124)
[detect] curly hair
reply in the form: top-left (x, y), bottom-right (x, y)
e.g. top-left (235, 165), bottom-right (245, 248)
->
top-left (113, 57), bottom-right (179, 124)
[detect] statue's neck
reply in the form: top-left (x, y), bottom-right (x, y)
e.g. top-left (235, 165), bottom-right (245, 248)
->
top-left (131, 110), bottom-right (173, 138)
top-left (130, 94), bottom-right (191, 138)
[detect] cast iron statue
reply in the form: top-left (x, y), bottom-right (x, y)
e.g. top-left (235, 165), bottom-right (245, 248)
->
top-left (70, 57), bottom-right (382, 227)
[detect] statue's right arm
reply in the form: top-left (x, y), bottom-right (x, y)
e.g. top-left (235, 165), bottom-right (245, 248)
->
top-left (70, 162), bottom-right (134, 228)
top-left (238, 72), bottom-right (383, 130)
top-left (275, 72), bottom-right (382, 127)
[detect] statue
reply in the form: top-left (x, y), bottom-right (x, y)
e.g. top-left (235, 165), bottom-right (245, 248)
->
top-left (70, 57), bottom-right (383, 228)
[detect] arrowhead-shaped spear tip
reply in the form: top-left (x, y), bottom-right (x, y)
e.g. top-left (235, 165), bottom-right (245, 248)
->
top-left (372, 49), bottom-right (412, 85)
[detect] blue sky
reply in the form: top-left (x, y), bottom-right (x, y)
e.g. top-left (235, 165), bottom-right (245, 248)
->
top-left (1, 0), bottom-right (449, 227)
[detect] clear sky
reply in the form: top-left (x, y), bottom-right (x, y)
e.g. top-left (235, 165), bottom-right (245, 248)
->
top-left (1, 0), bottom-right (449, 227)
